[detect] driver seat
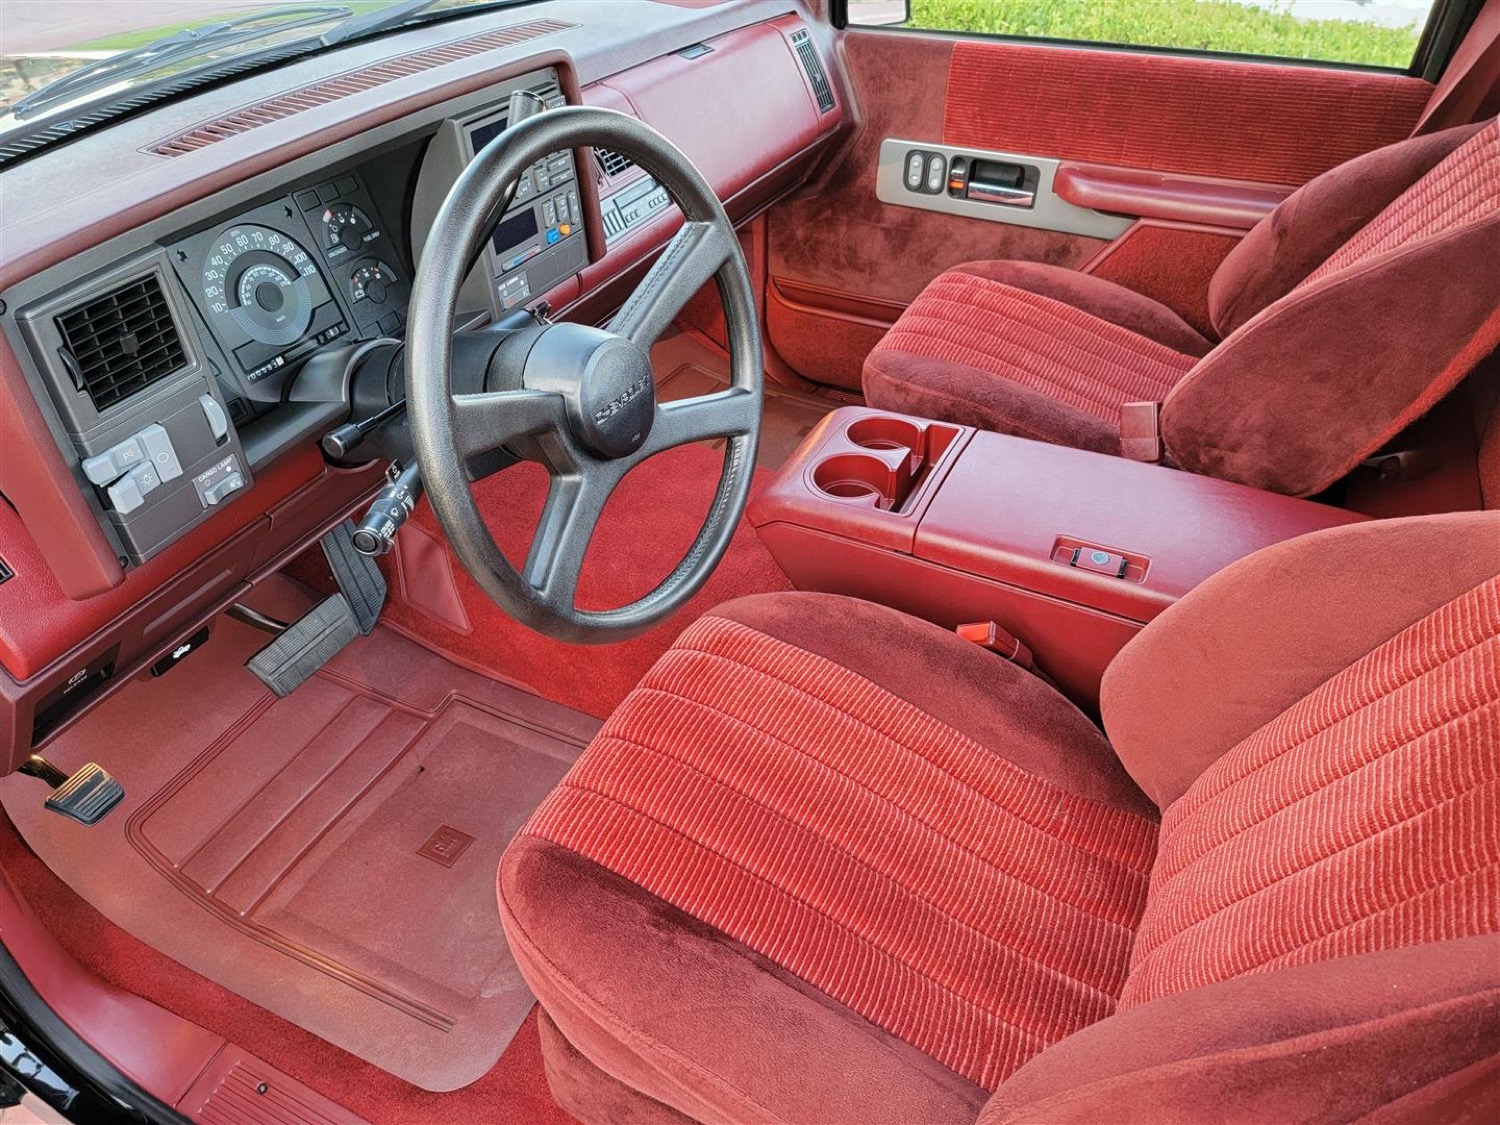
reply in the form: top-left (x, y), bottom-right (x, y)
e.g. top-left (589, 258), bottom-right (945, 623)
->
top-left (498, 511), bottom-right (1500, 1125)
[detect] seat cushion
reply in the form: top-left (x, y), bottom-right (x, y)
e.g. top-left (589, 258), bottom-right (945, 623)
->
top-left (499, 593), bottom-right (1158, 1123)
top-left (864, 265), bottom-right (1199, 454)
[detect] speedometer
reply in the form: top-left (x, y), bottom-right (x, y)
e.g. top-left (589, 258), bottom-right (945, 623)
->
top-left (201, 224), bottom-right (320, 347)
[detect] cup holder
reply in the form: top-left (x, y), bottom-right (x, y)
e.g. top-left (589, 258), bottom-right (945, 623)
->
top-left (812, 453), bottom-right (908, 509)
top-left (809, 414), bottom-right (963, 511)
top-left (846, 416), bottom-right (925, 454)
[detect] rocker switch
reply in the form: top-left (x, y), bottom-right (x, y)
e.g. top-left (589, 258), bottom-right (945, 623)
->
top-left (1070, 547), bottom-right (1128, 578)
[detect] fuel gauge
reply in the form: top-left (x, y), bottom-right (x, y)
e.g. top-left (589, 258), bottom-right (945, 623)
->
top-left (322, 203), bottom-right (375, 256)
top-left (349, 259), bottom-right (398, 306)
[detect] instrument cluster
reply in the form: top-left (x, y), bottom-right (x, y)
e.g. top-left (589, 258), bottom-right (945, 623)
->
top-left (166, 171), bottom-right (408, 403)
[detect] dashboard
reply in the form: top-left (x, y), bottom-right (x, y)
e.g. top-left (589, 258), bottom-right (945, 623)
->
top-left (0, 0), bottom-right (847, 764)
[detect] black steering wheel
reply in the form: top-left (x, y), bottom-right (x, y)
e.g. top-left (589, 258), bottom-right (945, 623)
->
top-left (406, 107), bottom-right (763, 644)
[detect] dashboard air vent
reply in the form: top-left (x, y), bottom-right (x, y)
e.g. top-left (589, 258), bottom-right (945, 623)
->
top-left (790, 29), bottom-right (835, 114)
top-left (595, 148), bottom-right (636, 179)
top-left (149, 19), bottom-right (576, 156)
top-left (55, 275), bottom-right (187, 412)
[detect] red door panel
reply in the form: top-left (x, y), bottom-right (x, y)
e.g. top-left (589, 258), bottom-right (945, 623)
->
top-left (765, 30), bottom-right (1434, 390)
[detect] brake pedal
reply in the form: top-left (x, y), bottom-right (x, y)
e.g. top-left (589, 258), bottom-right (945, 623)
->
top-left (20, 755), bottom-right (124, 826)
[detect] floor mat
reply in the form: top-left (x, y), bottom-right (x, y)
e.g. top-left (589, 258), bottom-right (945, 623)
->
top-left (0, 579), bottom-right (600, 1092)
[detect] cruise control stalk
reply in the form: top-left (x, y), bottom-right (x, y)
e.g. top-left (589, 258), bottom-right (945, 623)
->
top-left (352, 460), bottom-right (423, 557)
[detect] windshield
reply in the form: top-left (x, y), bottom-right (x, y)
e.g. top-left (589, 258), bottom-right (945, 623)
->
top-left (0, 1), bottom-right (519, 151)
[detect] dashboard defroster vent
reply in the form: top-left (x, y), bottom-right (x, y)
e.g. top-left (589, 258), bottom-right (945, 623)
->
top-left (790, 29), bottom-right (835, 114)
top-left (55, 275), bottom-right (187, 412)
top-left (149, 19), bottom-right (576, 156)
top-left (595, 148), bottom-right (636, 179)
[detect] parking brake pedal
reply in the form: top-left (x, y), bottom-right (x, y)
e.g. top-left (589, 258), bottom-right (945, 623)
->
top-left (246, 521), bottom-right (387, 697)
top-left (20, 755), bottom-right (124, 826)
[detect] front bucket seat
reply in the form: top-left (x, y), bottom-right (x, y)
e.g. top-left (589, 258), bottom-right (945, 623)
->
top-left (863, 118), bottom-right (1500, 496)
top-left (499, 510), bottom-right (1500, 1124)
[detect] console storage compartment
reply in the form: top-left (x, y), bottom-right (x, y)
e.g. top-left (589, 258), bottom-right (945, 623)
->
top-left (750, 407), bottom-right (1366, 709)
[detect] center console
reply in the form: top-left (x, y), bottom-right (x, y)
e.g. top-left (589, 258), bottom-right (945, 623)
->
top-left (750, 407), bottom-right (1367, 709)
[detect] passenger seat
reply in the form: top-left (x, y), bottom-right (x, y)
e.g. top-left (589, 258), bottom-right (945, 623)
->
top-left (863, 117), bottom-right (1500, 497)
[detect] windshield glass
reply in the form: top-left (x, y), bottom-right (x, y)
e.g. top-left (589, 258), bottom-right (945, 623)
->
top-left (0, 1), bottom-right (511, 148)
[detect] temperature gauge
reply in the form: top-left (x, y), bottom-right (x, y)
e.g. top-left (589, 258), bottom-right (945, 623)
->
top-left (349, 259), bottom-right (398, 307)
top-left (321, 203), bottom-right (376, 257)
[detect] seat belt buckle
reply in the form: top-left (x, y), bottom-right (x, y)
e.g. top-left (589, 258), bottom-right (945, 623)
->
top-left (1120, 401), bottom-right (1163, 463)
top-left (956, 621), bottom-right (1035, 671)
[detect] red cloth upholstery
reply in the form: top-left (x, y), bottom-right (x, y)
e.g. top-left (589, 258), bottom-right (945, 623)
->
top-left (1208, 122), bottom-right (1484, 338)
top-left (1124, 572), bottom-right (1500, 1006)
top-left (499, 514), bottom-right (1500, 1125)
top-left (864, 267), bottom-right (1197, 452)
top-left (865, 119), bottom-right (1500, 495)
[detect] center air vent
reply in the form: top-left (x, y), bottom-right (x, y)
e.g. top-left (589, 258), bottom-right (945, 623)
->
top-left (595, 148), bottom-right (636, 179)
top-left (55, 275), bottom-right (187, 412)
top-left (790, 29), bottom-right (835, 114)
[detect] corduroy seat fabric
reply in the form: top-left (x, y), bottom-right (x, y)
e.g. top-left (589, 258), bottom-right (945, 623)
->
top-left (498, 511), bottom-right (1500, 1125)
top-left (864, 118), bottom-right (1500, 497)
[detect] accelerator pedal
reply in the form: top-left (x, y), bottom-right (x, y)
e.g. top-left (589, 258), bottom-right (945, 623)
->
top-left (20, 756), bottom-right (124, 826)
top-left (321, 518), bottom-right (385, 635)
top-left (246, 521), bottom-right (387, 697)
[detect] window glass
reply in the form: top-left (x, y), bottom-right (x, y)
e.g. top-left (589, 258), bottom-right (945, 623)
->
top-left (845, 0), bottom-right (1437, 70)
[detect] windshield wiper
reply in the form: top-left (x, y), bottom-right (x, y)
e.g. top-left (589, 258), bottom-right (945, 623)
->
top-left (321, 1), bottom-right (439, 47)
top-left (10, 5), bottom-right (352, 121)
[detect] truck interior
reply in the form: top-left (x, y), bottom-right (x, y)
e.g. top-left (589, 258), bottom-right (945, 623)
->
top-left (0, 0), bottom-right (1495, 1122)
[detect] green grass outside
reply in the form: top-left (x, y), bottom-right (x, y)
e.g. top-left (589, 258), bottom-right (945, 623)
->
top-left (71, 1), bottom-right (389, 52)
top-left (905, 0), bottom-right (1422, 69)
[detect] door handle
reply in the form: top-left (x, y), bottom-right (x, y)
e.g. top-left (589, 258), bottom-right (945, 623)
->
top-left (949, 157), bottom-right (1038, 208)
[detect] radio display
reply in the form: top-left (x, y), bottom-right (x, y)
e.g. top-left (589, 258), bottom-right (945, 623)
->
top-left (491, 208), bottom-right (538, 259)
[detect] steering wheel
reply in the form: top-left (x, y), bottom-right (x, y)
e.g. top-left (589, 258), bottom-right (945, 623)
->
top-left (406, 107), bottom-right (762, 644)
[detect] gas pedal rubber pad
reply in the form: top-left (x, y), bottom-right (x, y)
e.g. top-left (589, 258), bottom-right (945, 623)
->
top-left (45, 764), bottom-right (124, 826)
top-left (321, 519), bottom-right (385, 635)
top-left (246, 594), bottom-right (359, 698)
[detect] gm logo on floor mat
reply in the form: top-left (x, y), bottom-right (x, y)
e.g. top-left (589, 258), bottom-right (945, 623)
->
top-left (418, 825), bottom-right (476, 868)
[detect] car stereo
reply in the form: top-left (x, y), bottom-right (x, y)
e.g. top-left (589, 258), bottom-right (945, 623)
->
top-left (463, 94), bottom-right (586, 312)
top-left (411, 69), bottom-right (587, 321)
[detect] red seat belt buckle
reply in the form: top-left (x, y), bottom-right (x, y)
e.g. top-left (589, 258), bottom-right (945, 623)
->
top-left (956, 621), bottom-right (1035, 671)
top-left (1120, 401), bottom-right (1163, 463)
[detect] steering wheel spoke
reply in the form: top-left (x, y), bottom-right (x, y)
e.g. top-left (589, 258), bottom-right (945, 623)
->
top-left (645, 386), bottom-right (759, 456)
top-left (522, 461), bottom-right (626, 611)
top-left (452, 389), bottom-right (563, 459)
top-left (609, 220), bottom-right (736, 349)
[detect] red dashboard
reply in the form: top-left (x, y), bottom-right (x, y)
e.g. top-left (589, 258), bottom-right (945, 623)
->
top-left (0, 3), bottom-right (849, 765)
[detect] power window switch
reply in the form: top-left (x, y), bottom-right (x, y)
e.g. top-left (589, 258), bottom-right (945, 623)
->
top-left (925, 153), bottom-right (945, 193)
top-left (135, 423), bottom-right (182, 483)
top-left (1070, 547), bottom-right (1129, 578)
top-left (905, 150), bottom-right (925, 191)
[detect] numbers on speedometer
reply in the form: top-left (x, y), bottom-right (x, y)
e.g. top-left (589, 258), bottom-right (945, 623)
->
top-left (200, 224), bottom-right (320, 348)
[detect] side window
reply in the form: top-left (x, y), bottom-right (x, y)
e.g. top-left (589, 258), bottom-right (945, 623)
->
top-left (843, 0), bottom-right (1439, 71)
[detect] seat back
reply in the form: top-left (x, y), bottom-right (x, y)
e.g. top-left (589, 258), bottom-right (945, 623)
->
top-left (1160, 118), bottom-right (1500, 496)
top-left (980, 512), bottom-right (1500, 1124)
